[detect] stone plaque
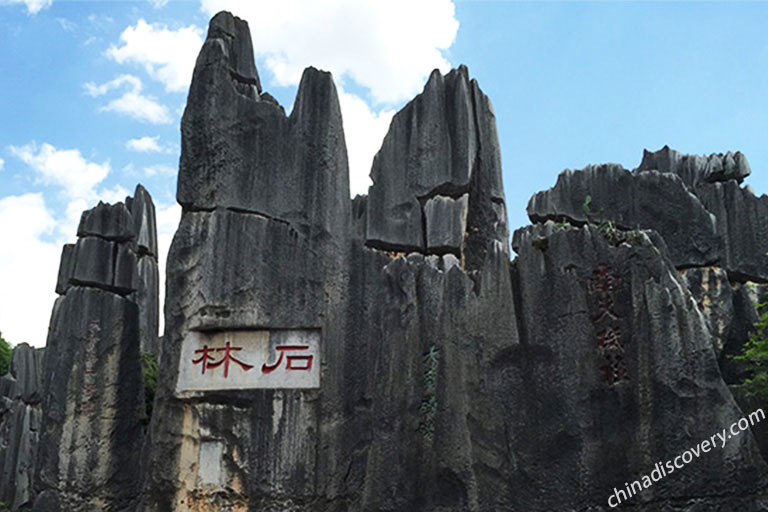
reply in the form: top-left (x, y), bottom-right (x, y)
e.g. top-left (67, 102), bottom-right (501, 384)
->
top-left (176, 329), bottom-right (320, 393)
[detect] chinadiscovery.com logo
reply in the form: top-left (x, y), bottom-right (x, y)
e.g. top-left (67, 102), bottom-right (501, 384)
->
top-left (608, 408), bottom-right (766, 508)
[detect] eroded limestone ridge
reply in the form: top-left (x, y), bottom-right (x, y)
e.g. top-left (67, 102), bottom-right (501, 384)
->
top-left (4, 8), bottom-right (765, 512)
top-left (31, 185), bottom-right (158, 512)
top-left (135, 10), bottom-right (768, 512)
top-left (0, 343), bottom-right (43, 510)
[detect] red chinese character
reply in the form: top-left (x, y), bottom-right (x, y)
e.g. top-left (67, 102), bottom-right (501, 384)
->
top-left (192, 345), bottom-right (218, 375)
top-left (594, 294), bottom-right (619, 322)
top-left (262, 345), bottom-right (313, 374)
top-left (590, 264), bottom-right (619, 293)
top-left (596, 327), bottom-right (623, 352)
top-left (207, 342), bottom-right (254, 378)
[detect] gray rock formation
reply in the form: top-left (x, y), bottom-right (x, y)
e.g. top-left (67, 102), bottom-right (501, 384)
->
top-left (638, 146), bottom-right (768, 282)
top-left (141, 11), bottom-right (352, 511)
top-left (638, 145), bottom-right (751, 187)
top-left (0, 344), bottom-right (43, 511)
top-left (10, 9), bottom-right (764, 511)
top-left (365, 65), bottom-right (508, 269)
top-left (680, 266), bottom-right (734, 356)
top-left (33, 187), bottom-right (158, 512)
top-left (694, 180), bottom-right (768, 282)
top-left (509, 222), bottom-right (767, 510)
top-left (527, 164), bottom-right (721, 268)
top-left (138, 10), bottom-right (768, 512)
top-left (127, 185), bottom-right (160, 355)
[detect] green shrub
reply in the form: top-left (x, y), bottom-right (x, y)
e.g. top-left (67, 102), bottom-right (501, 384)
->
top-left (141, 352), bottom-right (158, 419)
top-left (733, 297), bottom-right (768, 401)
top-left (0, 332), bottom-right (12, 376)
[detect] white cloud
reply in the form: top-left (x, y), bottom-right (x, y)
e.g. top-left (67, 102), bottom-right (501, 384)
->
top-left (106, 19), bottom-right (204, 93)
top-left (0, 157), bottom-right (4, 171)
top-left (85, 74), bottom-right (141, 97)
top-left (8, 142), bottom-right (131, 240)
top-left (9, 142), bottom-right (110, 201)
top-left (103, 92), bottom-right (171, 124)
top-left (57, 17), bottom-right (76, 31)
top-left (0, 194), bottom-right (60, 347)
top-left (1, 0), bottom-right (52, 15)
top-left (200, 0), bottom-right (458, 105)
top-left (149, 0), bottom-right (168, 7)
top-left (337, 90), bottom-right (394, 195)
top-left (126, 135), bottom-right (162, 152)
top-left (155, 202), bottom-right (181, 334)
top-left (85, 75), bottom-right (172, 124)
top-left (143, 164), bottom-right (176, 177)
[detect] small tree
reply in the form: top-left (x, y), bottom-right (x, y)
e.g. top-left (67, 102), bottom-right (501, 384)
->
top-left (733, 297), bottom-right (768, 401)
top-left (0, 331), bottom-right (12, 376)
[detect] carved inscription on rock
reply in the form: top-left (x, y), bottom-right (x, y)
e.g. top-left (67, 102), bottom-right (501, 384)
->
top-left (176, 329), bottom-right (320, 393)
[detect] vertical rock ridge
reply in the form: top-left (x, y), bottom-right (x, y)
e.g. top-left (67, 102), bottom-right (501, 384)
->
top-left (32, 186), bottom-right (158, 512)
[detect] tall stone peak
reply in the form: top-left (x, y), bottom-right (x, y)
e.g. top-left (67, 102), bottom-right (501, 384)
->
top-left (366, 64), bottom-right (507, 270)
top-left (32, 185), bottom-right (159, 512)
top-left (207, 11), bottom-right (260, 90)
top-left (5, 10), bottom-right (767, 512)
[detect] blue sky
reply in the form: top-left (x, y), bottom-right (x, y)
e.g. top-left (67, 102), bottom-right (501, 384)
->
top-left (1, 0), bottom-right (767, 347)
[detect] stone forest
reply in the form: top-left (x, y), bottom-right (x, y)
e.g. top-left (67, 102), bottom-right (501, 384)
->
top-left (3, 10), bottom-right (768, 512)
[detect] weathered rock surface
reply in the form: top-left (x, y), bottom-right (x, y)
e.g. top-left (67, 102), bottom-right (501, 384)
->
top-left (527, 164), bottom-right (721, 268)
top-left (127, 184), bottom-right (160, 355)
top-left (639, 145), bottom-right (751, 187)
top-left (510, 222), bottom-right (767, 510)
top-left (33, 186), bottom-right (159, 512)
top-left (133, 255), bottom-right (159, 355)
top-left (365, 65), bottom-right (508, 268)
top-left (15, 9), bottom-right (767, 512)
top-left (77, 201), bottom-right (135, 242)
top-left (694, 180), bottom-right (768, 282)
top-left (138, 10), bottom-right (768, 512)
top-left (126, 184), bottom-right (158, 257)
top-left (424, 193), bottom-right (468, 253)
top-left (680, 266), bottom-right (734, 356)
top-left (176, 12), bottom-right (348, 238)
top-left (141, 11), bottom-right (352, 511)
top-left (35, 287), bottom-right (143, 512)
top-left (0, 344), bottom-right (43, 511)
top-left (638, 146), bottom-right (768, 282)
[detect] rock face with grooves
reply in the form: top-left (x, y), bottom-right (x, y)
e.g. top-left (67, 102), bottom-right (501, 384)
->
top-left (526, 164), bottom-right (721, 267)
top-left (365, 66), bottom-right (508, 269)
top-left (127, 185), bottom-right (160, 355)
top-left (638, 145), bottom-right (751, 187)
top-left (509, 222), bottom-right (767, 510)
top-left (9, 9), bottom-right (766, 511)
top-left (141, 11), bottom-right (352, 511)
top-left (680, 266), bottom-right (733, 356)
top-left (0, 344), bottom-right (43, 511)
top-left (138, 10), bottom-right (768, 512)
top-left (33, 186), bottom-right (159, 512)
